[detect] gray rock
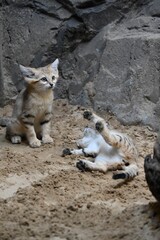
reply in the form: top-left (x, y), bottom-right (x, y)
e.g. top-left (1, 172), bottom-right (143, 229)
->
top-left (1, 0), bottom-right (160, 129)
top-left (0, 7), bottom-right (4, 105)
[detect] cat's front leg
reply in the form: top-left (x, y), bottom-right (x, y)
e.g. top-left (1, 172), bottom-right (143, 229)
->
top-left (41, 119), bottom-right (53, 144)
top-left (84, 111), bottom-right (106, 125)
top-left (62, 146), bottom-right (98, 158)
top-left (84, 111), bottom-right (114, 147)
top-left (25, 125), bottom-right (41, 148)
top-left (62, 148), bottom-right (84, 157)
top-left (21, 113), bottom-right (41, 147)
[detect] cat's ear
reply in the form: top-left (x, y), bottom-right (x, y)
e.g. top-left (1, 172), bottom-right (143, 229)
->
top-left (50, 59), bottom-right (59, 71)
top-left (19, 65), bottom-right (36, 78)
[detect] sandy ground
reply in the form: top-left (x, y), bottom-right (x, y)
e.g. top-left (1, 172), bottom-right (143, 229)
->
top-left (0, 99), bottom-right (160, 240)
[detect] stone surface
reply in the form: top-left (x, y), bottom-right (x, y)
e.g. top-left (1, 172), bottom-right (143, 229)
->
top-left (1, 0), bottom-right (160, 129)
top-left (0, 6), bottom-right (4, 105)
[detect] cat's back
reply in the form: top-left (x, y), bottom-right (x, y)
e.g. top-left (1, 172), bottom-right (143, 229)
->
top-left (12, 88), bottom-right (26, 117)
top-left (110, 129), bottom-right (138, 161)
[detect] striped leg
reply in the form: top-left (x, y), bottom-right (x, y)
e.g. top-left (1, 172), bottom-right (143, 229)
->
top-left (20, 113), bottom-right (41, 148)
top-left (41, 112), bottom-right (53, 144)
top-left (76, 159), bottom-right (108, 173)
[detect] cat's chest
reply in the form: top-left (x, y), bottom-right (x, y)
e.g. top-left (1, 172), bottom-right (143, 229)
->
top-left (37, 99), bottom-right (52, 111)
top-left (27, 93), bottom-right (53, 116)
top-left (34, 102), bottom-right (52, 124)
top-left (35, 99), bottom-right (52, 118)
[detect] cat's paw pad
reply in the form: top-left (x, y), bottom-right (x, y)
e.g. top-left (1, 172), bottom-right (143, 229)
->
top-left (30, 139), bottom-right (41, 148)
top-left (42, 136), bottom-right (53, 144)
top-left (11, 136), bottom-right (22, 144)
top-left (76, 160), bottom-right (90, 172)
top-left (122, 159), bottom-right (130, 166)
top-left (62, 148), bottom-right (72, 157)
top-left (83, 111), bottom-right (93, 120)
top-left (95, 121), bottom-right (104, 132)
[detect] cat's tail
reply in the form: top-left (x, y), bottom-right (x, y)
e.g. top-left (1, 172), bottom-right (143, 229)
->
top-left (0, 117), bottom-right (11, 127)
top-left (112, 164), bottom-right (138, 180)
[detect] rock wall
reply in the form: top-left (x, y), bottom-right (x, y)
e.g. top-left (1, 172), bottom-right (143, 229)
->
top-left (1, 0), bottom-right (160, 129)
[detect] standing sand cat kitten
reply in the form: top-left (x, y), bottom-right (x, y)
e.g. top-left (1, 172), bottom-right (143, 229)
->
top-left (5, 59), bottom-right (59, 148)
top-left (63, 111), bottom-right (138, 180)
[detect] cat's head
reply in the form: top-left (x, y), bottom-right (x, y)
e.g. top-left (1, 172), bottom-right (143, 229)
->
top-left (19, 59), bottom-right (59, 91)
top-left (76, 127), bottom-right (97, 148)
top-left (83, 127), bottom-right (97, 138)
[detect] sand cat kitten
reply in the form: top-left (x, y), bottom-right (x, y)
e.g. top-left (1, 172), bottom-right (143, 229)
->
top-left (5, 59), bottom-right (59, 148)
top-left (63, 111), bottom-right (138, 180)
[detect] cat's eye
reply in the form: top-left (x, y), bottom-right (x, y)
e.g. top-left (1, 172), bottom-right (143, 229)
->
top-left (52, 76), bottom-right (55, 80)
top-left (41, 77), bottom-right (47, 82)
top-left (27, 73), bottom-right (35, 78)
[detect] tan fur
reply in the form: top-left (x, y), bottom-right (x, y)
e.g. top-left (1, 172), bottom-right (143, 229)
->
top-left (6, 59), bottom-right (59, 148)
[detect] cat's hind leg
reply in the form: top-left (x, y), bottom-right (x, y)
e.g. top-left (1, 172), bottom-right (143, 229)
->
top-left (76, 155), bottom-right (129, 173)
top-left (11, 136), bottom-right (22, 144)
top-left (112, 164), bottom-right (138, 180)
top-left (6, 120), bottom-right (23, 144)
top-left (76, 158), bottom-right (127, 173)
top-left (76, 159), bottom-right (108, 173)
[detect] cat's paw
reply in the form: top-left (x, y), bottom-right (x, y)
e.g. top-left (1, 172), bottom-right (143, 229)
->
top-left (122, 159), bottom-right (130, 166)
top-left (83, 111), bottom-right (93, 120)
top-left (42, 136), bottom-right (53, 144)
top-left (62, 148), bottom-right (72, 157)
top-left (29, 139), bottom-right (41, 148)
top-left (76, 160), bottom-right (90, 172)
top-left (112, 171), bottom-right (126, 180)
top-left (95, 121), bottom-right (104, 132)
top-left (11, 136), bottom-right (22, 144)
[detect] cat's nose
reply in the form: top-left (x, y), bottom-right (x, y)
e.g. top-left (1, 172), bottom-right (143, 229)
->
top-left (50, 83), bottom-right (53, 88)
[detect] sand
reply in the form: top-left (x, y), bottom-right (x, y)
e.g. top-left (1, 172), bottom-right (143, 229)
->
top-left (0, 99), bottom-right (160, 240)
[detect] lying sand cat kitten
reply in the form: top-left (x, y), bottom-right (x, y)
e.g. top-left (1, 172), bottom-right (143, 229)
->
top-left (5, 59), bottom-right (59, 148)
top-left (63, 111), bottom-right (138, 180)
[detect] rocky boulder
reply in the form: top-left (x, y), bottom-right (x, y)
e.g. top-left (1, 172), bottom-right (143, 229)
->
top-left (1, 0), bottom-right (160, 129)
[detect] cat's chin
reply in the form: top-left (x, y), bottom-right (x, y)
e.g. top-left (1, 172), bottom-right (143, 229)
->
top-left (47, 85), bottom-right (54, 90)
top-left (41, 87), bottom-right (53, 91)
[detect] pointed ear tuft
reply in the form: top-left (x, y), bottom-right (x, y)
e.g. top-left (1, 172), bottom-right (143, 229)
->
top-left (51, 59), bottom-right (59, 71)
top-left (19, 65), bottom-right (35, 78)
